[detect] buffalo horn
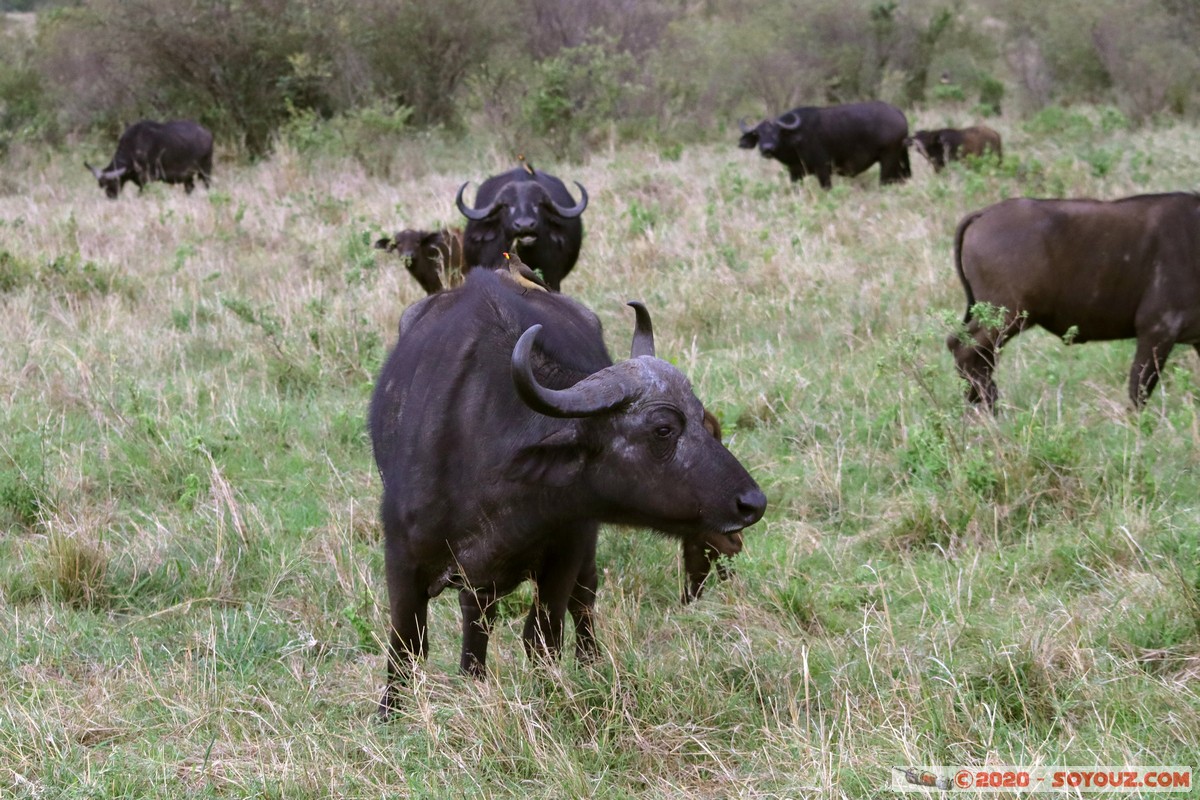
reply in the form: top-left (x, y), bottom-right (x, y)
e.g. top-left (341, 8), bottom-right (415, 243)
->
top-left (737, 117), bottom-right (754, 134)
top-left (511, 324), bottom-right (632, 418)
top-left (778, 112), bottom-right (803, 130)
top-left (627, 301), bottom-right (655, 358)
top-left (85, 162), bottom-right (103, 180)
top-left (548, 182), bottom-right (588, 219)
top-left (456, 182), bottom-right (499, 221)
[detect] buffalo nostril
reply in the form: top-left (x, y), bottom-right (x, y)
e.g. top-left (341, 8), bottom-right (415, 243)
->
top-left (737, 488), bottom-right (767, 524)
top-left (512, 217), bottom-right (536, 234)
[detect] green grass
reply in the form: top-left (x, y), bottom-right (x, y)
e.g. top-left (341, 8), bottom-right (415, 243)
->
top-left (2, 107), bottom-right (1199, 797)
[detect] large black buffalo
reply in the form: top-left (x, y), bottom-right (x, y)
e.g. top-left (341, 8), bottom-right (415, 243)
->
top-left (948, 192), bottom-right (1200, 409)
top-left (86, 120), bottom-right (213, 199)
top-left (456, 164), bottom-right (588, 291)
top-left (369, 269), bottom-right (766, 714)
top-left (738, 101), bottom-right (910, 188)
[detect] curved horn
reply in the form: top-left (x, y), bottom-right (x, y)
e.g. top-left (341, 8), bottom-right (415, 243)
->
top-left (511, 324), bottom-right (632, 418)
top-left (85, 161), bottom-right (103, 180)
top-left (737, 117), bottom-right (754, 134)
top-left (456, 182), bottom-right (499, 221)
top-left (548, 181), bottom-right (588, 219)
top-left (778, 112), bottom-right (803, 130)
top-left (627, 301), bottom-right (655, 359)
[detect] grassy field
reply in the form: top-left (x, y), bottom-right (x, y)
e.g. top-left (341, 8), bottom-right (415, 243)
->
top-left (2, 106), bottom-right (1199, 797)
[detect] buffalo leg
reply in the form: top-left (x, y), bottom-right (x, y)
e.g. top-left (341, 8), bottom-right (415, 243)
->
top-left (568, 528), bottom-right (599, 662)
top-left (199, 154), bottom-right (213, 188)
top-left (1129, 338), bottom-right (1175, 407)
top-left (682, 539), bottom-right (713, 603)
top-left (184, 177), bottom-right (196, 194)
top-left (880, 145), bottom-right (910, 184)
top-left (682, 540), bottom-right (734, 604)
top-left (380, 510), bottom-right (429, 716)
top-left (458, 586), bottom-right (500, 678)
top-left (381, 576), bottom-right (428, 716)
top-left (815, 165), bottom-right (833, 190)
top-left (523, 542), bottom-right (587, 662)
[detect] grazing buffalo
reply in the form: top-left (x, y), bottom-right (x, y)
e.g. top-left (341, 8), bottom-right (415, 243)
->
top-left (369, 269), bottom-right (766, 714)
top-left (737, 101), bottom-right (910, 188)
top-left (85, 120), bottom-right (213, 199)
top-left (948, 192), bottom-right (1200, 409)
top-left (456, 164), bottom-right (588, 291)
top-left (908, 125), bottom-right (1002, 172)
top-left (374, 227), bottom-right (466, 295)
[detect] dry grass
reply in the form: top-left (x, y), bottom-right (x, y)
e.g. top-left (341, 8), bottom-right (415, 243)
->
top-left (1, 107), bottom-right (1199, 796)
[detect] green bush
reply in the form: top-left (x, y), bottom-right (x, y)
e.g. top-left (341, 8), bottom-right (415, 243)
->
top-left (523, 42), bottom-right (639, 160)
top-left (0, 13), bottom-right (51, 148)
top-left (11, 0), bottom-right (1200, 158)
top-left (978, 75), bottom-right (1005, 115)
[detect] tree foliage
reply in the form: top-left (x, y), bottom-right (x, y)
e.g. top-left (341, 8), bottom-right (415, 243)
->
top-left (4, 0), bottom-right (1200, 159)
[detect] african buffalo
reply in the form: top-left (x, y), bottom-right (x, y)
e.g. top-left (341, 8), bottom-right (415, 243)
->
top-left (369, 269), bottom-right (766, 714)
top-left (908, 125), bottom-right (1002, 172)
top-left (85, 120), bottom-right (213, 199)
top-left (947, 192), bottom-right (1200, 409)
top-left (737, 101), bottom-right (911, 188)
top-left (456, 164), bottom-right (588, 291)
top-left (374, 227), bottom-right (466, 295)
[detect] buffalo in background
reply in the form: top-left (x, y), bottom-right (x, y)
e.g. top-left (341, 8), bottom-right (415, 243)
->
top-left (908, 125), bottom-right (1002, 172)
top-left (374, 227), bottom-right (465, 295)
top-left (948, 192), bottom-right (1200, 409)
top-left (369, 269), bottom-right (766, 714)
top-left (85, 119), bottom-right (213, 199)
top-left (456, 164), bottom-right (588, 291)
top-left (737, 101), bottom-right (910, 188)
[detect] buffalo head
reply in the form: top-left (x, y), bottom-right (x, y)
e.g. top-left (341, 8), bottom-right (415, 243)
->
top-left (457, 176), bottom-right (587, 248)
top-left (737, 112), bottom-right (803, 159)
top-left (85, 162), bottom-right (127, 200)
top-left (906, 130), bottom-right (947, 171)
top-left (510, 304), bottom-right (766, 544)
top-left (374, 228), bottom-right (460, 295)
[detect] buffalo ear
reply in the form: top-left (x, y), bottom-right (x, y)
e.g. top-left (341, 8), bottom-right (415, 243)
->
top-left (507, 425), bottom-right (587, 487)
top-left (737, 131), bottom-right (759, 149)
top-left (701, 409), bottom-right (722, 443)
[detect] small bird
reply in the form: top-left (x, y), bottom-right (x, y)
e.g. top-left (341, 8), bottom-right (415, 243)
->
top-left (499, 250), bottom-right (549, 292)
top-left (518, 153), bottom-right (535, 175)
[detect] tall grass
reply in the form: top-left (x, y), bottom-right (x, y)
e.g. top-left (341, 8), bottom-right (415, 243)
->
top-left (1, 107), bottom-right (1198, 797)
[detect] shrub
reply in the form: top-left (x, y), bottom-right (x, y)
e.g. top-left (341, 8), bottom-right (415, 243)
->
top-left (523, 42), bottom-right (639, 160)
top-left (39, 0), bottom-right (341, 155)
top-left (0, 12), bottom-right (51, 148)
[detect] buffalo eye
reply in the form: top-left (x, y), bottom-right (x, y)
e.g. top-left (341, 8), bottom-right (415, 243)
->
top-left (644, 408), bottom-right (684, 460)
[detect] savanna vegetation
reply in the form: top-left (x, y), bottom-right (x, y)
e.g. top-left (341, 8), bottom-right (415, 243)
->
top-left (3, 0), bottom-right (1200, 160)
top-left (2, 0), bottom-right (1199, 797)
